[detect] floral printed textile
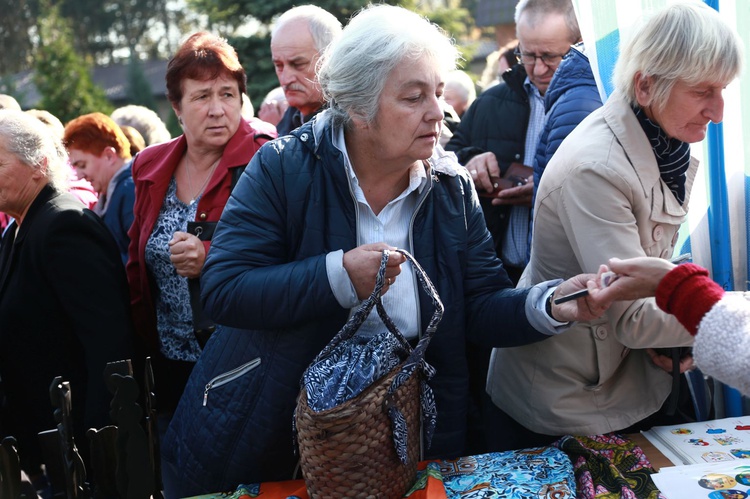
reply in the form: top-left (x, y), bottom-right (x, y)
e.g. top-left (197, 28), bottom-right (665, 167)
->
top-left (440, 447), bottom-right (575, 499)
top-left (555, 433), bottom-right (666, 499)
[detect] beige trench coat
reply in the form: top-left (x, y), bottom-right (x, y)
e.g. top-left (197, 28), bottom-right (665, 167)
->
top-left (486, 91), bottom-right (697, 436)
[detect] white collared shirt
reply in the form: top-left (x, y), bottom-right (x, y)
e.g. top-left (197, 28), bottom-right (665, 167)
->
top-left (325, 125), bottom-right (427, 339)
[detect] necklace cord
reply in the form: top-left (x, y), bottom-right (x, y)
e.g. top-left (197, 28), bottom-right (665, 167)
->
top-left (185, 154), bottom-right (220, 205)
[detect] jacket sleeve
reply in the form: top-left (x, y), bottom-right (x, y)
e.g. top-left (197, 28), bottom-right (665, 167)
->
top-left (460, 177), bottom-right (548, 347)
top-left (201, 144), bottom-right (343, 330)
top-left (693, 293), bottom-right (750, 396)
top-left (556, 161), bottom-right (694, 348)
top-left (110, 177), bottom-right (136, 265)
top-left (534, 86), bottom-right (602, 188)
top-left (125, 155), bottom-right (155, 349)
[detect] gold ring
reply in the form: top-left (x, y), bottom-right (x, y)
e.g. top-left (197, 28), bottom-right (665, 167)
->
top-left (387, 277), bottom-right (393, 286)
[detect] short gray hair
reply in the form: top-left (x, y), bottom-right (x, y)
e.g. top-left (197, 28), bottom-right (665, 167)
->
top-left (0, 110), bottom-right (69, 190)
top-left (111, 105), bottom-right (171, 146)
top-left (318, 4), bottom-right (459, 128)
top-left (446, 70), bottom-right (476, 105)
top-left (272, 5), bottom-right (342, 53)
top-left (614, 1), bottom-right (743, 111)
top-left (515, 0), bottom-right (581, 42)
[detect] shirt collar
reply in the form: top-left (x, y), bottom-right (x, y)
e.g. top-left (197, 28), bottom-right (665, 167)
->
top-left (524, 77), bottom-right (544, 101)
top-left (332, 124), bottom-right (428, 199)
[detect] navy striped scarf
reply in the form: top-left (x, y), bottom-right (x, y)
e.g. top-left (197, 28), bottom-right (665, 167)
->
top-left (633, 106), bottom-right (691, 205)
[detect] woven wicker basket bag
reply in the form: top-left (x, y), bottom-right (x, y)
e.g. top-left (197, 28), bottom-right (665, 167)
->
top-left (295, 249), bottom-right (443, 499)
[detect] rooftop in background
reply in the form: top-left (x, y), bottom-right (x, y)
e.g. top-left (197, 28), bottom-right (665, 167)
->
top-left (3, 59), bottom-right (168, 110)
top-left (474, 0), bottom-right (516, 27)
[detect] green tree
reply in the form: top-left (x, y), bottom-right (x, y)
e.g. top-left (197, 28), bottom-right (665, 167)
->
top-left (127, 55), bottom-right (158, 110)
top-left (401, 0), bottom-right (477, 68)
top-left (188, 0), bottom-right (391, 31)
top-left (33, 2), bottom-right (113, 123)
top-left (0, 0), bottom-right (35, 74)
top-left (228, 34), bottom-right (278, 111)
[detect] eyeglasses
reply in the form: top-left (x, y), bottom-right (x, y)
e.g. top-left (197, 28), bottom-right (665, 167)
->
top-left (514, 48), bottom-right (569, 67)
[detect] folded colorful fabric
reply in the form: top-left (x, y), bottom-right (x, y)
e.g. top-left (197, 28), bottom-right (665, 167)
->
top-left (555, 433), bottom-right (665, 499)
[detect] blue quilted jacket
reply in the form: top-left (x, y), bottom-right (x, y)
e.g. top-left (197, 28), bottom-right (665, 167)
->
top-left (532, 44), bottom-right (603, 199)
top-left (161, 112), bottom-right (548, 497)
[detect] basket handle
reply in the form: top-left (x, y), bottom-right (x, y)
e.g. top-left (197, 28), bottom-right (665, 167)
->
top-left (311, 250), bottom-right (410, 363)
top-left (380, 249), bottom-right (442, 398)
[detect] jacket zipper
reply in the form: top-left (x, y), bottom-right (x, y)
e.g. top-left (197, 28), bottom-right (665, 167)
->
top-left (203, 357), bottom-right (261, 406)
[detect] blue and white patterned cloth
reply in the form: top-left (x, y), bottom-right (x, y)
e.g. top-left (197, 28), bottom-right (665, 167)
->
top-left (440, 446), bottom-right (575, 499)
top-left (144, 177), bottom-right (203, 362)
top-left (303, 250), bottom-right (442, 463)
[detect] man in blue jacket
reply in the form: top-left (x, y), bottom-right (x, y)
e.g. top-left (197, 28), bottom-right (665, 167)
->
top-left (532, 42), bottom-right (602, 203)
top-left (447, 0), bottom-right (581, 284)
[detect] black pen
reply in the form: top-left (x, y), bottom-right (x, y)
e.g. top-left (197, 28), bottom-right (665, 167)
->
top-left (553, 289), bottom-right (589, 305)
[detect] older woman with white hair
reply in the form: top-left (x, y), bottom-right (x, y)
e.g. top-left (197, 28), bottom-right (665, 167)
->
top-left (487, 0), bottom-right (744, 451)
top-left (0, 110), bottom-right (133, 484)
top-left (160, 5), bottom-right (607, 496)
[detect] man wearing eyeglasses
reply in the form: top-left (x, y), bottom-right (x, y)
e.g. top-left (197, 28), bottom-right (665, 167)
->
top-left (445, 0), bottom-right (581, 453)
top-left (447, 0), bottom-right (580, 284)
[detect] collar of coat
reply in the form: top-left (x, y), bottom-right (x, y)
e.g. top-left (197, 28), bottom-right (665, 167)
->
top-left (304, 110), bottom-right (464, 179)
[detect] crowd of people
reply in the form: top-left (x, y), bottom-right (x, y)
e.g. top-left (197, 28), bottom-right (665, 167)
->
top-left (0, 0), bottom-right (745, 497)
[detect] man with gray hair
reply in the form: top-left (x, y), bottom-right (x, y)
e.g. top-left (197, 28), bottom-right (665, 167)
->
top-left (270, 4), bottom-right (341, 135)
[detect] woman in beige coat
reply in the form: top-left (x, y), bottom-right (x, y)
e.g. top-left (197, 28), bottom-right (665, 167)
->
top-left (485, 1), bottom-right (743, 451)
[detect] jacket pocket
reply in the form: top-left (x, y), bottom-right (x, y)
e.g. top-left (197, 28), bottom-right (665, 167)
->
top-left (203, 357), bottom-right (261, 407)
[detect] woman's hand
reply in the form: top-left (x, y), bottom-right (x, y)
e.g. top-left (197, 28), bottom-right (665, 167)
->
top-left (647, 348), bottom-right (695, 374)
top-left (550, 273), bottom-right (612, 322)
top-left (343, 243), bottom-right (406, 299)
top-left (169, 231), bottom-right (207, 278)
top-left (587, 257), bottom-right (677, 303)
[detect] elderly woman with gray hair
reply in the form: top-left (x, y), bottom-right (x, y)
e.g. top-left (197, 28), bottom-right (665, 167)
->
top-left (0, 110), bottom-right (133, 484)
top-left (161, 4), bottom-right (608, 496)
top-left (487, 0), bottom-right (744, 451)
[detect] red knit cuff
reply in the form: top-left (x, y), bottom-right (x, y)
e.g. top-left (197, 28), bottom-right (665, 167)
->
top-left (655, 263), bottom-right (724, 335)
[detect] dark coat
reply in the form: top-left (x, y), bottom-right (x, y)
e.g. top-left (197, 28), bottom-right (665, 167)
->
top-left (162, 112), bottom-right (548, 496)
top-left (445, 65), bottom-right (530, 256)
top-left (532, 44), bottom-right (603, 200)
top-left (0, 184), bottom-right (134, 472)
top-left (101, 163), bottom-right (135, 265)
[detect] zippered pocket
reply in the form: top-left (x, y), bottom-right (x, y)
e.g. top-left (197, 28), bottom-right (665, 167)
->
top-left (203, 357), bottom-right (261, 407)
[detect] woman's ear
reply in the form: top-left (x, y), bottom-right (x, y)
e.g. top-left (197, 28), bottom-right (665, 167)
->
top-left (172, 103), bottom-right (182, 127)
top-left (33, 157), bottom-right (48, 181)
top-left (634, 72), bottom-right (653, 108)
top-left (347, 115), bottom-right (369, 131)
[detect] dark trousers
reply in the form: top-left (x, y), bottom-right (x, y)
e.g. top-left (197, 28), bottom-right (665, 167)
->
top-left (482, 374), bottom-right (699, 452)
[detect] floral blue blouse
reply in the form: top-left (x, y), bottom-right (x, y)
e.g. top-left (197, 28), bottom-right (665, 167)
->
top-left (145, 177), bottom-right (202, 362)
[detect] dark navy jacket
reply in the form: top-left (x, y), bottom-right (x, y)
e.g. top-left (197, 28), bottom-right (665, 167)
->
top-left (532, 44), bottom-right (603, 200)
top-left (101, 163), bottom-right (135, 265)
top-left (162, 112), bottom-right (549, 496)
top-left (445, 64), bottom-right (530, 257)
